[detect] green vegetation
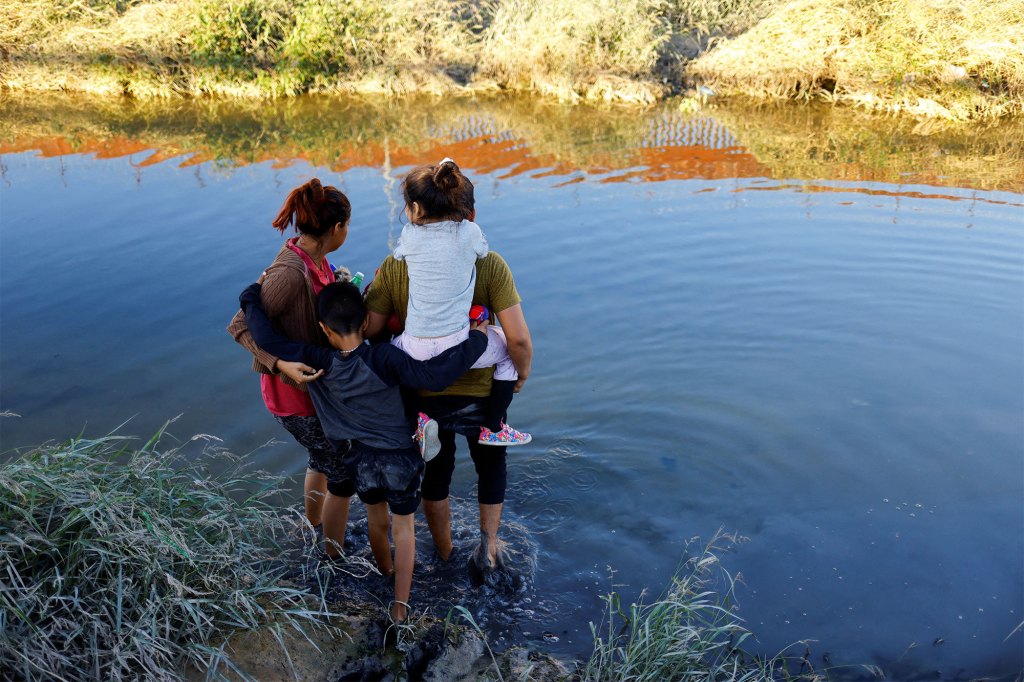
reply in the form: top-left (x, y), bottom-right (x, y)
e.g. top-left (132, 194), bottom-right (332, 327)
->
top-left (581, 533), bottom-right (776, 681)
top-left (690, 0), bottom-right (1024, 119)
top-left (577, 532), bottom-right (876, 681)
top-left (0, 430), bottom-right (344, 680)
top-left (0, 428), bottom-right (942, 679)
top-left (5, 0), bottom-right (1018, 117)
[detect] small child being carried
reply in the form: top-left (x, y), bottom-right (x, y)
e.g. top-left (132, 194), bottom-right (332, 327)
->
top-left (392, 157), bottom-right (531, 457)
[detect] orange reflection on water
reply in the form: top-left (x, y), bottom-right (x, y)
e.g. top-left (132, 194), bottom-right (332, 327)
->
top-left (0, 118), bottom-right (773, 187)
top-left (1, 136), bottom-right (151, 160)
top-left (599, 144), bottom-right (767, 183)
top-left (1, 120), bottom-right (1018, 205)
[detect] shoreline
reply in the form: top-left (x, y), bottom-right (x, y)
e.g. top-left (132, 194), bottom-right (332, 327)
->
top-left (0, 434), bottom-right (793, 681)
top-left (2, 0), bottom-right (1021, 120)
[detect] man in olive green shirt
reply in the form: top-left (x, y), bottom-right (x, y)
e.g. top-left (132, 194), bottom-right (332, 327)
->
top-left (364, 252), bottom-right (533, 570)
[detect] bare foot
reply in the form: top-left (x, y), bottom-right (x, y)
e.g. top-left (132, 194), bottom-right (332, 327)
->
top-left (471, 537), bottom-right (506, 572)
top-left (390, 601), bottom-right (408, 624)
top-left (323, 540), bottom-right (344, 559)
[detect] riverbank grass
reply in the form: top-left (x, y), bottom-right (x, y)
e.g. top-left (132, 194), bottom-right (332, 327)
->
top-left (2, 0), bottom-right (1019, 117)
top-left (0, 0), bottom-right (778, 101)
top-left (582, 532), bottom-right (776, 681)
top-left (689, 0), bottom-right (1024, 119)
top-left (0, 432), bottom-right (339, 680)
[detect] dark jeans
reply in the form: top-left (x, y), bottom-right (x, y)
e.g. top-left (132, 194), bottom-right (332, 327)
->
top-left (415, 395), bottom-right (508, 505)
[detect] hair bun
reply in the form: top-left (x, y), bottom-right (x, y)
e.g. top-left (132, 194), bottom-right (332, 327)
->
top-left (433, 159), bottom-right (459, 191)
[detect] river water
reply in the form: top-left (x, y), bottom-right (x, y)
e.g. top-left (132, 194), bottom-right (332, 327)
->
top-left (1, 94), bottom-right (1022, 678)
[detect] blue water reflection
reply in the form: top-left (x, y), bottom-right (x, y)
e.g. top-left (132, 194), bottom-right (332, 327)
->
top-left (1, 122), bottom-right (1022, 677)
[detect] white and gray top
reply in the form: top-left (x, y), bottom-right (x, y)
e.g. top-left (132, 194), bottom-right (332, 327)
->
top-left (393, 219), bottom-right (489, 337)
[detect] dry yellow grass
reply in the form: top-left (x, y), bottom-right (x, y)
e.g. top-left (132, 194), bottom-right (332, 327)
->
top-left (474, 0), bottom-right (669, 103)
top-left (2, 0), bottom-right (1021, 117)
top-left (689, 0), bottom-right (1024, 119)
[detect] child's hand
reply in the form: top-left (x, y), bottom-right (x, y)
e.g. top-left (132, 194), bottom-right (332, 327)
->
top-left (333, 265), bottom-right (352, 283)
top-left (275, 359), bottom-right (323, 383)
top-left (469, 317), bottom-right (489, 334)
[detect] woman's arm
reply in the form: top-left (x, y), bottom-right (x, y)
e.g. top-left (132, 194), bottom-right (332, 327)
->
top-left (227, 309), bottom-right (281, 372)
top-left (240, 284), bottom-right (334, 371)
top-left (260, 265), bottom-right (307, 318)
top-left (227, 258), bottom-right (309, 370)
top-left (495, 303), bottom-right (532, 392)
top-left (228, 310), bottom-right (317, 381)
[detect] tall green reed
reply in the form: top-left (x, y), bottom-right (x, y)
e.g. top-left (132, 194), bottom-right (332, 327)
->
top-left (0, 426), bottom-right (350, 680)
top-left (581, 531), bottom-right (774, 681)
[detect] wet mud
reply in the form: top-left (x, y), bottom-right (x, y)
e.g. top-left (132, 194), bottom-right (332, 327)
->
top-left (218, 501), bottom-right (572, 681)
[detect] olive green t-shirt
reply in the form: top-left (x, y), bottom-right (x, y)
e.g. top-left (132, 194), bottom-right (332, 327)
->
top-left (364, 252), bottom-right (522, 398)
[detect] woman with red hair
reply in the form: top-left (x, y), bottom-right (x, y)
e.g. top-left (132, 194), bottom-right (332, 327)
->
top-left (228, 178), bottom-right (354, 558)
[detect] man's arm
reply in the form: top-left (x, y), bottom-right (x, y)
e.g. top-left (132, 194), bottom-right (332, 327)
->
top-left (479, 252), bottom-right (531, 391)
top-left (239, 284), bottom-right (333, 370)
top-left (364, 258), bottom-right (399, 340)
top-left (374, 325), bottom-right (489, 391)
top-left (495, 303), bottom-right (532, 393)
top-left (365, 310), bottom-right (390, 340)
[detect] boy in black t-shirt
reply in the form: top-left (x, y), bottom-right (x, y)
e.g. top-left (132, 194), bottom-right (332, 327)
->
top-left (240, 281), bottom-right (488, 624)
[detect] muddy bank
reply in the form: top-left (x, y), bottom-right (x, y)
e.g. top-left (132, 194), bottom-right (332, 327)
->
top-left (194, 607), bottom-right (573, 681)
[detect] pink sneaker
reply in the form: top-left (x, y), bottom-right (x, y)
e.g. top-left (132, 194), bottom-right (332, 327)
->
top-left (478, 422), bottom-right (532, 446)
top-left (415, 412), bottom-right (441, 461)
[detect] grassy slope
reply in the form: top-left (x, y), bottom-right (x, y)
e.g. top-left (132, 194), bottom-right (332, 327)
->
top-left (0, 432), bottom-right (354, 680)
top-left (0, 0), bottom-right (1021, 118)
top-left (689, 0), bottom-right (1024, 119)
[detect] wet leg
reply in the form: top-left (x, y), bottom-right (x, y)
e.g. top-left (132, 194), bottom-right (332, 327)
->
top-left (366, 502), bottom-right (394, 576)
top-left (422, 429), bottom-right (457, 559)
top-left (322, 492), bottom-right (350, 558)
top-left (391, 513), bottom-right (415, 623)
top-left (423, 498), bottom-right (453, 560)
top-left (469, 437), bottom-right (507, 569)
top-left (479, 502), bottom-right (504, 569)
top-left (304, 469), bottom-right (327, 526)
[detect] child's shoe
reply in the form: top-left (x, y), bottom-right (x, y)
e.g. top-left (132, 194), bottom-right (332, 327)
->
top-left (478, 422), bottom-right (532, 446)
top-left (415, 412), bottom-right (441, 461)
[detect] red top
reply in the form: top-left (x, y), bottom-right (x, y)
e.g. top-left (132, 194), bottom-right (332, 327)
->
top-left (261, 239), bottom-right (336, 417)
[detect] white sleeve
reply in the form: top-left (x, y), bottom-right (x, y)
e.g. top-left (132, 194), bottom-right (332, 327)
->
top-left (472, 223), bottom-right (489, 258)
top-left (393, 226), bottom-right (410, 261)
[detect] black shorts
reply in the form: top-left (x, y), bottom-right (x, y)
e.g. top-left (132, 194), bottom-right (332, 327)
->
top-left (343, 441), bottom-right (424, 516)
top-left (413, 395), bottom-right (507, 505)
top-left (274, 414), bottom-right (355, 497)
